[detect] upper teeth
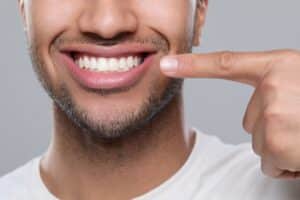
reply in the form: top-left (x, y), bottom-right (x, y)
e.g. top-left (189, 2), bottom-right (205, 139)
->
top-left (75, 55), bottom-right (142, 72)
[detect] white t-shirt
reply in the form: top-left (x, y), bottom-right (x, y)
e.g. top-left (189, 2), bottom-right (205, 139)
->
top-left (1, 127), bottom-right (300, 200)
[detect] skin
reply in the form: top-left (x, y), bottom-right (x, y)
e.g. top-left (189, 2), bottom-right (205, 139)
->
top-left (18, 0), bottom-right (300, 199)
top-left (161, 50), bottom-right (300, 179)
top-left (19, 0), bottom-right (208, 199)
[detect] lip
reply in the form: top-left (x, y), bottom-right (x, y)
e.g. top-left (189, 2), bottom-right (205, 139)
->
top-left (57, 43), bottom-right (157, 90)
top-left (60, 43), bottom-right (157, 58)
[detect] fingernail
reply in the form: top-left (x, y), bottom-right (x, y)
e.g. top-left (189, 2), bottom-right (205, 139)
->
top-left (160, 57), bottom-right (178, 72)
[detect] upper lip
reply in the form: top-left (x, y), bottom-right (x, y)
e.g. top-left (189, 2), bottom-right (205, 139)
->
top-left (59, 42), bottom-right (158, 58)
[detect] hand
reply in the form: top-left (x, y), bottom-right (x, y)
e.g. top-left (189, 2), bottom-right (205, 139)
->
top-left (160, 50), bottom-right (300, 179)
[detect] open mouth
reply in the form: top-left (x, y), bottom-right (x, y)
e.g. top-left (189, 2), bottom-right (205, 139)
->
top-left (58, 44), bottom-right (157, 90)
top-left (69, 52), bottom-right (150, 73)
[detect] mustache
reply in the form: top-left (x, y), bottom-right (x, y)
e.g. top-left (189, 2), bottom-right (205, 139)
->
top-left (53, 32), bottom-right (169, 53)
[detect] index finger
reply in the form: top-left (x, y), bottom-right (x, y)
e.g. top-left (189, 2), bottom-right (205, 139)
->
top-left (160, 50), bottom-right (278, 87)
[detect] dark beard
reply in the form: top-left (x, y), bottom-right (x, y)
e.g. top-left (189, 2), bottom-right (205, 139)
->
top-left (52, 78), bottom-right (183, 141)
top-left (28, 35), bottom-right (189, 143)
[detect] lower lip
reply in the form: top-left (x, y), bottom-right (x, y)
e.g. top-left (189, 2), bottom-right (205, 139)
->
top-left (58, 53), bottom-right (155, 90)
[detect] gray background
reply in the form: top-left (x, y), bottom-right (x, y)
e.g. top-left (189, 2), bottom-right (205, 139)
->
top-left (1, 0), bottom-right (299, 176)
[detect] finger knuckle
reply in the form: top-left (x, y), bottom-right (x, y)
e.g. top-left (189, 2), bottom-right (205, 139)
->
top-left (264, 131), bottom-right (288, 158)
top-left (252, 139), bottom-right (262, 156)
top-left (260, 76), bottom-right (280, 92)
top-left (186, 54), bottom-right (200, 75)
top-left (260, 161), bottom-right (277, 178)
top-left (263, 104), bottom-right (282, 125)
top-left (260, 161), bottom-right (268, 175)
top-left (217, 51), bottom-right (236, 74)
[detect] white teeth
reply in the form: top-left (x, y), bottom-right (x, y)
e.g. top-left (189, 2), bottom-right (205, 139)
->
top-left (119, 57), bottom-right (128, 71)
top-left (90, 58), bottom-right (97, 70)
top-left (98, 58), bottom-right (108, 71)
top-left (108, 58), bottom-right (119, 71)
top-left (134, 57), bottom-right (139, 66)
top-left (78, 57), bottom-right (84, 69)
top-left (83, 56), bottom-right (89, 69)
top-left (75, 55), bottom-right (143, 72)
top-left (127, 56), bottom-right (134, 68)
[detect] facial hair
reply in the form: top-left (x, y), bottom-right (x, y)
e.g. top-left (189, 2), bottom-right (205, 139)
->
top-left (28, 34), bottom-right (190, 143)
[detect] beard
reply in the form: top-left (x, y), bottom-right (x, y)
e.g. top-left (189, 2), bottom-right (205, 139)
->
top-left (29, 36), bottom-right (187, 142)
top-left (52, 78), bottom-right (183, 141)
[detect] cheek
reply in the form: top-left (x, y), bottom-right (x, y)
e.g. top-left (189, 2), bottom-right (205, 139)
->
top-left (135, 0), bottom-right (195, 54)
top-left (27, 0), bottom-right (76, 45)
top-left (26, 0), bottom-right (82, 87)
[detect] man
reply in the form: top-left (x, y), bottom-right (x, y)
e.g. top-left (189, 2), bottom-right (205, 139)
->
top-left (1, 0), bottom-right (300, 199)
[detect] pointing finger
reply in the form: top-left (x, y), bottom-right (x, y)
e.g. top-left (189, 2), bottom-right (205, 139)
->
top-left (160, 51), bottom-right (277, 87)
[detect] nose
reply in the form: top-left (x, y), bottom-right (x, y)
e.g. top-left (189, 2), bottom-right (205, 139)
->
top-left (78, 0), bottom-right (138, 39)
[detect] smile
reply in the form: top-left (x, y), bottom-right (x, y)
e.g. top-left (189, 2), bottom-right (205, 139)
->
top-left (75, 54), bottom-right (143, 72)
top-left (58, 43), bottom-right (157, 90)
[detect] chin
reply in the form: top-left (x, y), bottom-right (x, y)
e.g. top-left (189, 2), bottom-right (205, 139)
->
top-left (65, 102), bottom-right (155, 140)
top-left (51, 72), bottom-right (183, 140)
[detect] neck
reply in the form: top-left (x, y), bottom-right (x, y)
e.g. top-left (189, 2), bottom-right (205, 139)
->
top-left (41, 93), bottom-right (195, 200)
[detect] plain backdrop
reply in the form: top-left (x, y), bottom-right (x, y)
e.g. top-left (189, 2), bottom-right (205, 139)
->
top-left (1, 0), bottom-right (300, 176)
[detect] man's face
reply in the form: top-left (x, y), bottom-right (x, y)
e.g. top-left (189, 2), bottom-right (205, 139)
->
top-left (20, 0), bottom-right (206, 139)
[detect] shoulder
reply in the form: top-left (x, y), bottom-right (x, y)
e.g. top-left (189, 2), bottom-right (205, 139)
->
top-left (193, 128), bottom-right (258, 170)
top-left (192, 128), bottom-right (300, 199)
top-left (0, 158), bottom-right (39, 200)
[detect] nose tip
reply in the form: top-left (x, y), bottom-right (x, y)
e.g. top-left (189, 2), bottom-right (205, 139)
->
top-left (78, 2), bottom-right (138, 39)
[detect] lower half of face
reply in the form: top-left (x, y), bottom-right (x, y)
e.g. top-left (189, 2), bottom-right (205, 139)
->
top-left (27, 0), bottom-right (197, 139)
top-left (32, 45), bottom-right (184, 139)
